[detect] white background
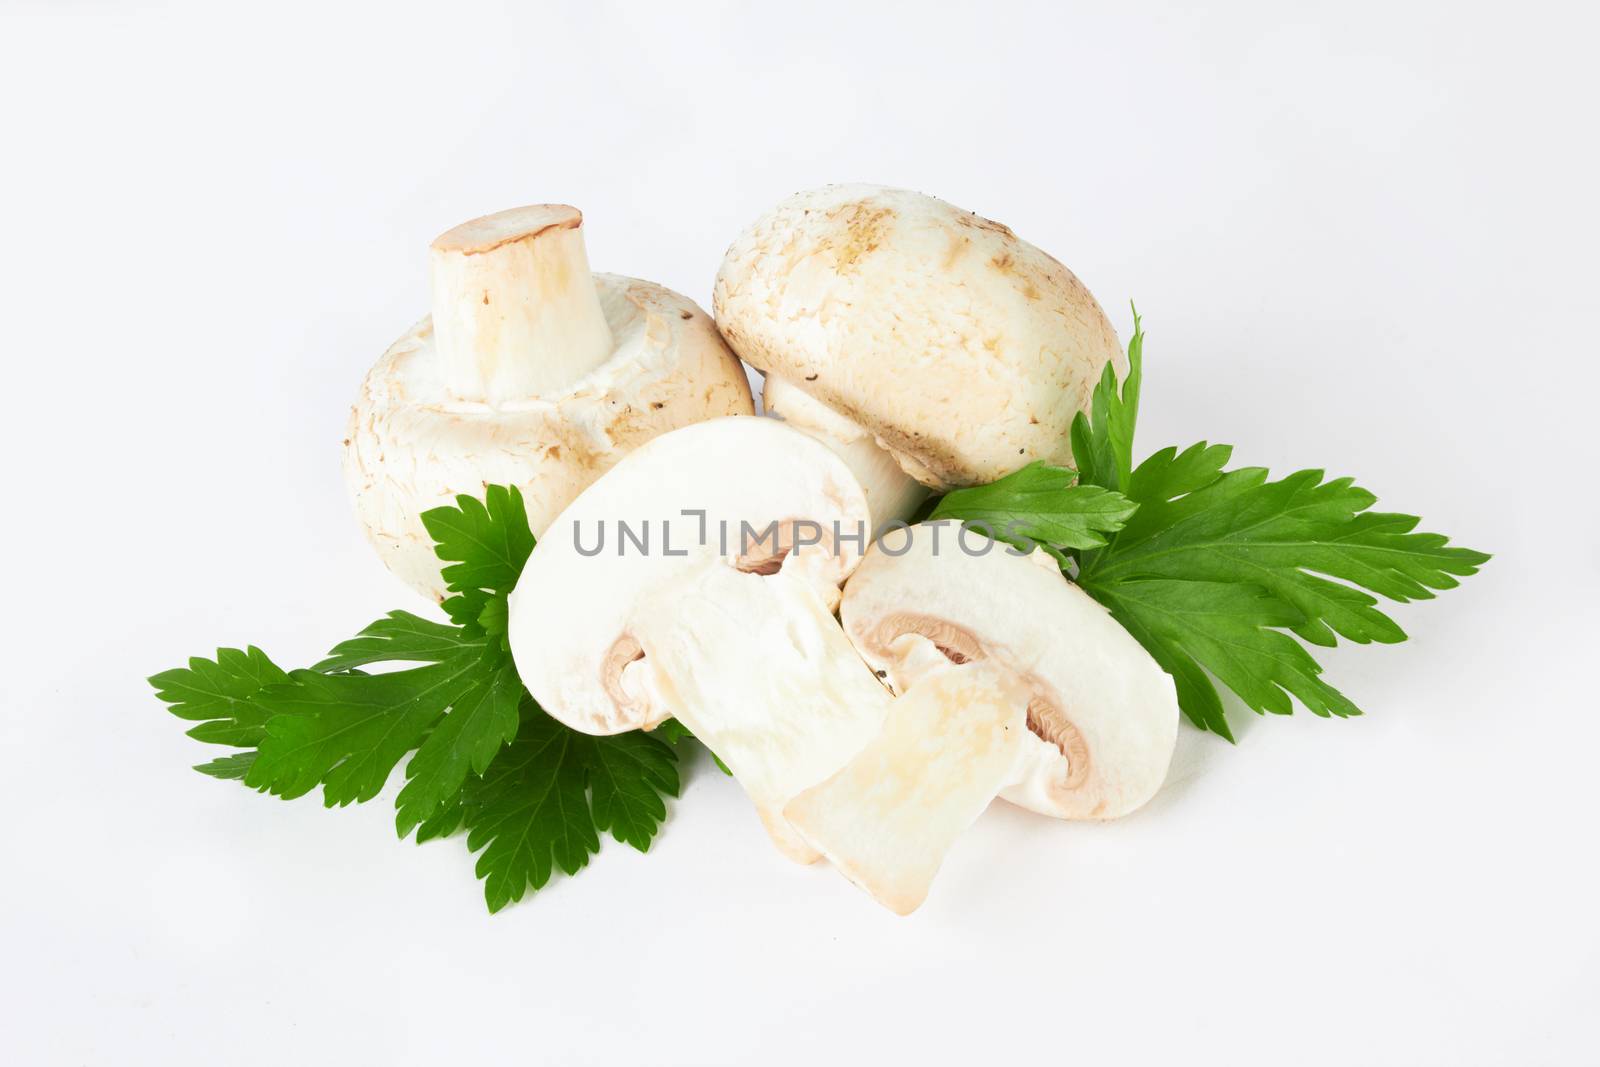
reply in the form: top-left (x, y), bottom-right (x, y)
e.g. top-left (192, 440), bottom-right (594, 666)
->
top-left (2, 2), bottom-right (1596, 1063)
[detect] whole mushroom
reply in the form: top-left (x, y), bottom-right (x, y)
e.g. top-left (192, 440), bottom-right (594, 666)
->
top-left (345, 204), bottom-right (754, 599)
top-left (713, 184), bottom-right (1125, 525)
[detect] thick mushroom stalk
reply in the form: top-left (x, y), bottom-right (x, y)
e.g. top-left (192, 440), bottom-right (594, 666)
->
top-left (784, 660), bottom-right (1030, 915)
top-left (506, 417), bottom-right (886, 861)
top-left (625, 559), bottom-right (894, 862)
top-left (714, 184), bottom-right (1126, 504)
top-left (345, 205), bottom-right (754, 599)
top-left (761, 376), bottom-right (928, 529)
top-left (429, 205), bottom-right (614, 403)
top-left (841, 522), bottom-right (1180, 821)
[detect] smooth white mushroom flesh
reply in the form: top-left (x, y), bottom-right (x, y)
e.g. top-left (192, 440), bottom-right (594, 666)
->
top-left (761, 375), bottom-right (930, 529)
top-left (713, 184), bottom-right (1126, 507)
top-left (345, 204), bottom-right (754, 599)
top-left (625, 558), bottom-right (895, 862)
top-left (428, 204), bottom-right (617, 402)
top-left (841, 522), bottom-right (1180, 821)
top-left (505, 416), bottom-right (885, 860)
top-left (784, 660), bottom-right (1030, 915)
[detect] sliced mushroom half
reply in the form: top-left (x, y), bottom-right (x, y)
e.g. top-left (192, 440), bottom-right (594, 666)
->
top-left (505, 416), bottom-right (889, 861)
top-left (841, 521), bottom-right (1180, 820)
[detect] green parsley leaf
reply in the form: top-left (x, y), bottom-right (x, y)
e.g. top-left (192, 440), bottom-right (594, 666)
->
top-left (1090, 460), bottom-right (1488, 646)
top-left (414, 799), bottom-right (464, 844)
top-left (245, 646), bottom-right (491, 805)
top-left (653, 719), bottom-right (732, 775)
top-left (193, 750), bottom-right (260, 782)
top-left (312, 611), bottom-right (481, 672)
top-left (152, 484), bottom-right (694, 912)
top-left (461, 710), bottom-right (596, 913)
top-left (583, 729), bottom-right (682, 850)
top-left (231, 485), bottom-right (542, 814)
top-left (474, 593), bottom-right (511, 647)
top-left (1057, 311), bottom-right (1488, 738)
top-left (457, 705), bottom-right (680, 913)
top-left (394, 659), bottom-right (523, 837)
top-left (1076, 458), bottom-right (1489, 737)
top-left (406, 707), bottom-right (682, 912)
top-left (650, 719), bottom-right (694, 745)
top-left (1070, 304), bottom-right (1143, 492)
top-left (422, 484), bottom-right (536, 603)
top-left (931, 308), bottom-right (1488, 740)
top-left (1125, 441), bottom-right (1235, 503)
top-left (929, 462), bottom-right (1138, 553)
top-left (423, 485), bottom-right (534, 641)
top-left (1081, 577), bottom-right (1355, 740)
top-left (148, 646), bottom-right (288, 747)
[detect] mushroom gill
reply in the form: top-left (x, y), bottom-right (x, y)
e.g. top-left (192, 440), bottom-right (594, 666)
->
top-left (864, 611), bottom-right (1087, 782)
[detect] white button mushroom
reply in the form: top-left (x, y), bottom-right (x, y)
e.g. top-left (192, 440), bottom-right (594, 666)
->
top-left (345, 204), bottom-right (755, 599)
top-left (840, 522), bottom-right (1180, 821)
top-left (504, 416), bottom-right (894, 862)
top-left (713, 184), bottom-right (1125, 525)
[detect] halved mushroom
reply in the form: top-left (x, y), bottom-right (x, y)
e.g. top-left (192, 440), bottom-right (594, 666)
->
top-left (714, 184), bottom-right (1124, 525)
top-left (505, 416), bottom-right (892, 861)
top-left (345, 204), bottom-right (754, 599)
top-left (784, 660), bottom-right (1030, 915)
top-left (841, 522), bottom-right (1180, 820)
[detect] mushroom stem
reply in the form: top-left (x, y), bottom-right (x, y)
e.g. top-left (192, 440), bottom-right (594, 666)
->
top-left (429, 204), bottom-right (615, 404)
top-left (762, 376), bottom-right (929, 528)
top-left (783, 660), bottom-right (1029, 915)
top-left (626, 558), bottom-right (894, 864)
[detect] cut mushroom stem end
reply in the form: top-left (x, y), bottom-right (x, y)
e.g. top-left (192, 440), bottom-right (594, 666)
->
top-left (626, 556), bottom-right (894, 864)
top-left (429, 204), bottom-right (615, 404)
top-left (783, 660), bottom-right (1030, 915)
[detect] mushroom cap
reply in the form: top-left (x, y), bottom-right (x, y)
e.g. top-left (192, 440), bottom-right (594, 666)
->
top-left (344, 274), bottom-right (754, 599)
top-left (713, 184), bottom-right (1125, 490)
top-left (506, 416), bottom-right (872, 736)
top-left (840, 522), bottom-right (1179, 820)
